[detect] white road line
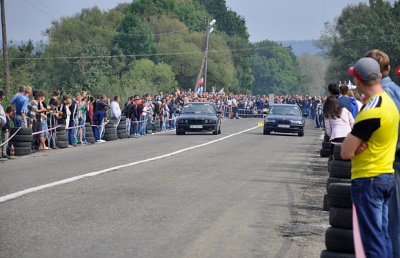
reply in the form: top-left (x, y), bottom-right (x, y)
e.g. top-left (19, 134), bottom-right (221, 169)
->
top-left (0, 126), bottom-right (260, 204)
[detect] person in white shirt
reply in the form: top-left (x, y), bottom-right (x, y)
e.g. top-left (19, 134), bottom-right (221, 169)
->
top-left (110, 96), bottom-right (121, 127)
top-left (323, 96), bottom-right (354, 154)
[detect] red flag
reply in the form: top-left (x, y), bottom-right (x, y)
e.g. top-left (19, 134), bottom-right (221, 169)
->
top-left (395, 65), bottom-right (400, 75)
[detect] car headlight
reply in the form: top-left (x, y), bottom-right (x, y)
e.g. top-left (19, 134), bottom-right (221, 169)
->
top-left (265, 119), bottom-right (276, 123)
top-left (290, 120), bottom-right (303, 125)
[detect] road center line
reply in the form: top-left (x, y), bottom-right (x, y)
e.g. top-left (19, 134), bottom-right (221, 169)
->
top-left (0, 126), bottom-right (260, 204)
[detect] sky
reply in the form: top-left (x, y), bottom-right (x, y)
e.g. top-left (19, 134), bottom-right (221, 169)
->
top-left (4, 0), bottom-right (398, 43)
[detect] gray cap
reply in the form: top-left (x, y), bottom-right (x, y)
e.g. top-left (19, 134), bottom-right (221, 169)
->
top-left (348, 57), bottom-right (380, 81)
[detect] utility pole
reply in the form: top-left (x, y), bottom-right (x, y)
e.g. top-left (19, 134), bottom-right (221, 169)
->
top-left (1, 0), bottom-right (10, 95)
top-left (194, 18), bottom-right (215, 95)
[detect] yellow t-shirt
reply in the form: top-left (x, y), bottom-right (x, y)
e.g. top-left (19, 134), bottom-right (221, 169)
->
top-left (351, 92), bottom-right (399, 179)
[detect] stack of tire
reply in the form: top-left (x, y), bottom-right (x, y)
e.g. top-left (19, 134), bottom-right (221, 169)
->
top-left (117, 116), bottom-right (129, 139)
top-left (320, 134), bottom-right (331, 157)
top-left (103, 122), bottom-right (118, 141)
top-left (321, 144), bottom-right (355, 257)
top-left (56, 124), bottom-right (68, 149)
top-left (85, 122), bottom-right (95, 144)
top-left (7, 127), bottom-right (33, 156)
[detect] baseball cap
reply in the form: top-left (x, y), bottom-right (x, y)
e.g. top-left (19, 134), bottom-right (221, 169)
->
top-left (348, 57), bottom-right (381, 81)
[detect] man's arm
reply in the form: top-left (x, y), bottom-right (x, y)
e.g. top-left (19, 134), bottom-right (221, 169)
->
top-left (341, 133), bottom-right (363, 159)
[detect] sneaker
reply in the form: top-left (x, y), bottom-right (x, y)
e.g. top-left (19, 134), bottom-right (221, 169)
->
top-left (2, 154), bottom-right (10, 159)
top-left (68, 145), bottom-right (74, 148)
top-left (133, 135), bottom-right (138, 138)
top-left (95, 140), bottom-right (101, 143)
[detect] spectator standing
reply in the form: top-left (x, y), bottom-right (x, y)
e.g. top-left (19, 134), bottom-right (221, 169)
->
top-left (340, 85), bottom-right (358, 118)
top-left (10, 86), bottom-right (31, 128)
top-left (364, 49), bottom-right (400, 258)
top-left (315, 99), bottom-right (323, 128)
top-left (342, 57), bottom-right (398, 257)
top-left (93, 106), bottom-right (109, 143)
top-left (129, 95), bottom-right (142, 138)
top-left (323, 96), bottom-right (354, 154)
top-left (110, 95), bottom-right (121, 127)
top-left (27, 91), bottom-right (40, 152)
top-left (1, 106), bottom-right (12, 159)
top-left (0, 90), bottom-right (8, 158)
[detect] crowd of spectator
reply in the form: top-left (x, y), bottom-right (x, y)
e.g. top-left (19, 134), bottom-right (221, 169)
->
top-left (1, 85), bottom-right (341, 159)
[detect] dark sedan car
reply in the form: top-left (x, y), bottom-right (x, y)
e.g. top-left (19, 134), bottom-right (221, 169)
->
top-left (176, 102), bottom-right (222, 135)
top-left (263, 104), bottom-right (305, 136)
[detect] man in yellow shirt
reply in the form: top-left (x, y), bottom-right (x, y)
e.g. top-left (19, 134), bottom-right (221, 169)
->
top-left (342, 57), bottom-right (399, 257)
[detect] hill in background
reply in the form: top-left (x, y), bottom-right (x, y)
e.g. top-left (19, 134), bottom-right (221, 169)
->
top-left (278, 40), bottom-right (321, 56)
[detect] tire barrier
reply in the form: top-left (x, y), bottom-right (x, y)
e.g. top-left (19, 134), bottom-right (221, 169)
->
top-left (321, 142), bottom-right (355, 257)
top-left (103, 122), bottom-right (118, 141)
top-left (6, 127), bottom-right (33, 156)
top-left (56, 124), bottom-right (68, 149)
top-left (117, 116), bottom-right (129, 139)
top-left (85, 122), bottom-right (95, 144)
top-left (320, 133), bottom-right (330, 158)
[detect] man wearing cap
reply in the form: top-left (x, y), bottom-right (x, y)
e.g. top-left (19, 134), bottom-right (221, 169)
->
top-left (363, 49), bottom-right (400, 258)
top-left (342, 57), bottom-right (399, 257)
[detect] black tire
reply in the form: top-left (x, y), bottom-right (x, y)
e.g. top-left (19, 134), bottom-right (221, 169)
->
top-left (117, 129), bottom-right (127, 134)
top-left (263, 128), bottom-right (270, 135)
top-left (328, 155), bottom-right (333, 161)
top-left (323, 194), bottom-right (330, 211)
top-left (86, 136), bottom-right (95, 144)
top-left (85, 122), bottom-right (91, 127)
top-left (322, 141), bottom-right (331, 149)
top-left (120, 116), bottom-right (126, 122)
top-left (176, 131), bottom-right (185, 135)
top-left (56, 134), bottom-right (68, 141)
top-left (328, 183), bottom-right (352, 208)
top-left (10, 127), bottom-right (32, 135)
top-left (320, 250), bottom-right (355, 258)
top-left (325, 227), bottom-right (354, 254)
top-left (329, 160), bottom-right (351, 179)
top-left (324, 134), bottom-right (330, 142)
top-left (117, 123), bottom-right (126, 130)
top-left (56, 140), bottom-right (69, 149)
top-left (7, 146), bottom-right (32, 156)
top-left (333, 144), bottom-right (350, 161)
top-left (105, 123), bottom-right (115, 129)
top-left (212, 126), bottom-right (218, 135)
top-left (11, 134), bottom-right (33, 142)
top-left (326, 177), bottom-right (351, 192)
top-left (8, 141), bottom-right (31, 148)
top-left (56, 129), bottom-right (66, 136)
top-left (117, 133), bottom-right (129, 139)
top-left (103, 134), bottom-right (118, 141)
top-left (218, 126), bottom-right (221, 134)
top-left (298, 131), bottom-right (304, 137)
top-left (329, 207), bottom-right (352, 229)
top-left (56, 124), bottom-right (66, 131)
top-left (85, 132), bottom-right (94, 138)
top-left (320, 148), bottom-right (330, 158)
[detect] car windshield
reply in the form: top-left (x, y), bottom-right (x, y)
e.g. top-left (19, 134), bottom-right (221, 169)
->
top-left (270, 106), bottom-right (301, 116)
top-left (181, 103), bottom-right (216, 115)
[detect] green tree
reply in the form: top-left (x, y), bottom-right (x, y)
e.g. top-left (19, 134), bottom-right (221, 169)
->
top-left (251, 40), bottom-right (300, 95)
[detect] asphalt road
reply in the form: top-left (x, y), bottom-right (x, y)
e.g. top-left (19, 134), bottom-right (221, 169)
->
top-left (0, 118), bottom-right (327, 258)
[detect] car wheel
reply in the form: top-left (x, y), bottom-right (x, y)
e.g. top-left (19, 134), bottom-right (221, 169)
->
top-left (176, 131), bottom-right (184, 135)
top-left (212, 127), bottom-right (218, 135)
top-left (263, 128), bottom-right (270, 135)
top-left (218, 126), bottom-right (221, 134)
top-left (298, 131), bottom-right (304, 137)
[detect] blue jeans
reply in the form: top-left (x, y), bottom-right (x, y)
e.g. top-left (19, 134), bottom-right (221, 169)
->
top-left (389, 161), bottom-right (400, 258)
top-left (131, 117), bottom-right (139, 136)
top-left (140, 115), bottom-right (146, 135)
top-left (14, 115), bottom-right (25, 127)
top-left (68, 120), bottom-right (75, 145)
top-left (351, 174), bottom-right (395, 258)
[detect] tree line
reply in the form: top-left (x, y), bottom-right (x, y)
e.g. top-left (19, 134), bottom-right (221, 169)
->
top-left (10, 0), bottom-right (390, 103)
